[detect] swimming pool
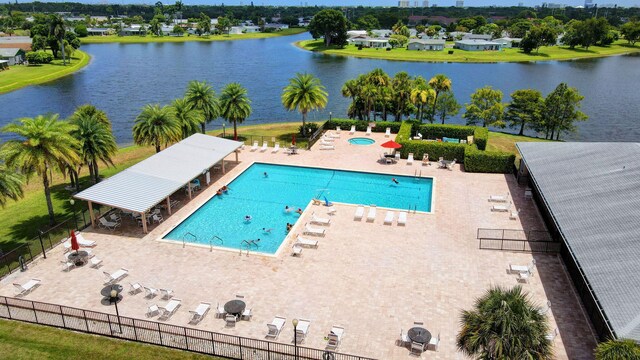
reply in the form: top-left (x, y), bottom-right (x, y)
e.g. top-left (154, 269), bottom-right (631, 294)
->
top-left (348, 137), bottom-right (375, 145)
top-left (163, 163), bottom-right (433, 254)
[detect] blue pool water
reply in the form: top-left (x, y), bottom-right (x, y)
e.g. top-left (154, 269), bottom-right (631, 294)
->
top-left (163, 163), bottom-right (433, 254)
top-left (348, 137), bottom-right (375, 145)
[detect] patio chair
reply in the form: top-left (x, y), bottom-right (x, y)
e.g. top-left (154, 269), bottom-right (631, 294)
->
top-left (260, 141), bottom-right (268, 152)
top-left (189, 301), bottom-right (211, 325)
top-left (310, 212), bottom-right (331, 225)
top-left (144, 286), bottom-right (159, 298)
top-left (407, 153), bottom-right (414, 165)
top-left (541, 300), bottom-right (552, 315)
top-left (326, 206), bottom-right (337, 215)
top-left (509, 259), bottom-right (536, 274)
top-left (292, 245), bottom-right (303, 257)
top-left (103, 268), bottom-right (128, 285)
top-left (545, 328), bottom-right (559, 341)
top-left (446, 159), bottom-right (457, 171)
top-left (349, 125), bottom-right (356, 134)
top-left (410, 341), bottom-right (426, 355)
top-left (367, 205), bottom-right (377, 222)
top-left (365, 126), bottom-right (372, 136)
top-left (385, 127), bottom-right (391, 137)
top-left (354, 205), bottom-right (365, 221)
top-left (517, 271), bottom-right (530, 283)
top-left (327, 131), bottom-right (340, 139)
top-left (215, 303), bottom-right (226, 318)
top-left (61, 260), bottom-right (75, 272)
top-left (295, 319), bottom-right (311, 343)
top-left (98, 217), bottom-right (120, 231)
top-left (398, 211), bottom-right (408, 226)
top-left (428, 333), bottom-right (440, 351)
top-left (272, 142), bottom-right (280, 153)
top-left (320, 145), bottom-right (335, 150)
top-left (489, 193), bottom-right (509, 202)
top-left (90, 256), bottom-right (103, 269)
top-left (250, 141), bottom-right (259, 151)
top-left (384, 211), bottom-right (395, 225)
top-left (413, 132), bottom-right (423, 140)
top-left (75, 233), bottom-right (96, 247)
top-left (129, 282), bottom-right (143, 295)
top-left (304, 224), bottom-right (326, 236)
top-left (326, 325), bottom-right (345, 350)
top-left (296, 235), bottom-right (319, 248)
top-left (241, 308), bottom-right (252, 321)
top-left (491, 201), bottom-right (512, 212)
top-left (510, 209), bottom-right (520, 220)
top-left (109, 214), bottom-right (122, 224)
top-left (160, 288), bottom-right (174, 300)
top-left (159, 298), bottom-right (181, 320)
top-left (266, 316), bottom-right (286, 339)
top-left (398, 328), bottom-right (410, 347)
top-left (336, 126), bottom-right (341, 134)
top-left (422, 153), bottom-right (430, 166)
top-left (13, 278), bottom-right (41, 297)
top-left (152, 214), bottom-right (164, 224)
top-left (146, 304), bottom-right (160, 317)
top-left (225, 314), bottom-right (238, 327)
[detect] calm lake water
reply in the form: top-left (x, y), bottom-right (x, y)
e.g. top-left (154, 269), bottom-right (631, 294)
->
top-left (1, 32), bottom-right (639, 144)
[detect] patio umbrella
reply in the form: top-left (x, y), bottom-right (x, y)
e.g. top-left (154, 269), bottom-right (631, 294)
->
top-left (380, 140), bottom-right (402, 149)
top-left (291, 134), bottom-right (296, 146)
top-left (70, 230), bottom-right (79, 254)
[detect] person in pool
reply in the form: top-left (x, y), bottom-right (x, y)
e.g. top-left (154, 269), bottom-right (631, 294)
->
top-left (285, 206), bottom-right (291, 213)
top-left (244, 215), bottom-right (252, 222)
top-left (216, 189), bottom-right (223, 195)
top-left (392, 178), bottom-right (399, 184)
top-left (286, 223), bottom-right (293, 232)
top-left (263, 172), bottom-right (268, 178)
top-left (296, 208), bottom-right (303, 215)
top-left (221, 185), bottom-right (229, 193)
top-left (262, 228), bottom-right (273, 233)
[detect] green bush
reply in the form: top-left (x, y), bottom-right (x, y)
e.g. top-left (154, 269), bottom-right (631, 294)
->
top-left (397, 140), bottom-right (466, 161)
top-left (418, 124), bottom-right (476, 140)
top-left (26, 51), bottom-right (53, 65)
top-left (396, 121), bottom-right (413, 142)
top-left (464, 146), bottom-right (515, 173)
top-left (474, 127), bottom-right (488, 151)
top-left (299, 122), bottom-right (319, 136)
top-left (324, 118), bottom-right (403, 133)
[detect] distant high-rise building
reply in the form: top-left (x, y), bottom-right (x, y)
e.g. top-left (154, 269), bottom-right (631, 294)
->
top-left (398, 0), bottom-right (410, 7)
top-left (414, 1), bottom-right (419, 6)
top-left (585, 0), bottom-right (595, 7)
top-left (423, 0), bottom-right (429, 7)
top-left (456, 0), bottom-right (464, 7)
top-left (518, 2), bottom-right (524, 6)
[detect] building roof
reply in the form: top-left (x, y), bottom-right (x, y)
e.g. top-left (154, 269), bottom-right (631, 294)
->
top-left (74, 134), bottom-right (242, 213)
top-left (494, 37), bottom-right (522, 42)
top-left (0, 48), bottom-right (23, 57)
top-left (409, 39), bottom-right (445, 45)
top-left (0, 36), bottom-right (32, 44)
top-left (455, 40), bottom-right (500, 46)
top-left (517, 142), bottom-right (640, 341)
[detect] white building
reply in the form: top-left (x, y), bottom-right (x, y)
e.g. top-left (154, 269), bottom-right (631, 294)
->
top-left (456, 0), bottom-right (464, 7)
top-left (398, 0), bottom-right (410, 7)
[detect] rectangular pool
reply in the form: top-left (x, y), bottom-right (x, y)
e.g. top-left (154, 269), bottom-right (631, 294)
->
top-left (163, 163), bottom-right (433, 254)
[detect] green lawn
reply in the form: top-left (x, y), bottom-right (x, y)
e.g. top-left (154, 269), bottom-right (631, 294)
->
top-left (0, 319), bottom-right (220, 360)
top-left (0, 50), bottom-right (90, 95)
top-left (298, 39), bottom-right (640, 63)
top-left (81, 28), bottom-right (306, 44)
top-left (487, 131), bottom-right (554, 163)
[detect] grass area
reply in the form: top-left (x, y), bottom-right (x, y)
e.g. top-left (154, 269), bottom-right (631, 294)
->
top-left (487, 131), bottom-right (554, 163)
top-left (0, 50), bottom-right (90, 95)
top-left (297, 39), bottom-right (640, 63)
top-left (0, 319), bottom-right (220, 360)
top-left (81, 28), bottom-right (306, 44)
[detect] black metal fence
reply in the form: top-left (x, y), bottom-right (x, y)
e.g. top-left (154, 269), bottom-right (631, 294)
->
top-left (477, 228), bottom-right (560, 253)
top-left (0, 296), bottom-right (375, 360)
top-left (306, 126), bottom-right (325, 150)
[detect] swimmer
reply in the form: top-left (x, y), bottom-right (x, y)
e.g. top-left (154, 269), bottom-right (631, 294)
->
top-left (392, 178), bottom-right (399, 184)
top-left (222, 185), bottom-right (229, 193)
top-left (286, 223), bottom-right (293, 232)
top-left (244, 215), bottom-right (252, 222)
top-left (285, 206), bottom-right (291, 213)
top-left (262, 228), bottom-right (273, 233)
top-left (263, 172), bottom-right (268, 178)
top-left (296, 208), bottom-right (303, 215)
top-left (216, 189), bottom-right (223, 195)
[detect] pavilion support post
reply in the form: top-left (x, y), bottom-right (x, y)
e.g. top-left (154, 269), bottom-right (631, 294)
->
top-left (88, 201), bottom-right (95, 228)
top-left (141, 212), bottom-right (148, 233)
top-left (166, 197), bottom-right (172, 215)
top-left (222, 159), bottom-right (226, 174)
top-left (188, 183), bottom-right (192, 199)
top-left (235, 151), bottom-right (238, 162)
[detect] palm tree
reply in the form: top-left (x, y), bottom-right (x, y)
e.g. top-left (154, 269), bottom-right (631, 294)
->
top-left (281, 73), bottom-right (328, 136)
top-left (457, 285), bottom-right (553, 359)
top-left (411, 77), bottom-right (436, 123)
top-left (595, 339), bottom-right (640, 360)
top-left (49, 14), bottom-right (67, 65)
top-left (184, 80), bottom-right (219, 134)
top-left (133, 104), bottom-right (181, 153)
top-left (219, 83), bottom-right (252, 141)
top-left (391, 72), bottom-right (412, 121)
top-left (1, 114), bottom-right (79, 225)
top-left (341, 79), bottom-right (360, 119)
top-left (172, 98), bottom-right (202, 139)
top-left (69, 112), bottom-right (117, 184)
top-left (0, 166), bottom-right (24, 207)
top-left (69, 104), bottom-right (111, 128)
top-left (428, 74), bottom-right (453, 123)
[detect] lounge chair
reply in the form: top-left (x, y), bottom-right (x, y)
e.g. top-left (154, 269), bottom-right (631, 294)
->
top-left (159, 298), bottom-right (182, 320)
top-left (215, 303), bottom-right (226, 318)
top-left (250, 140), bottom-right (259, 151)
top-left (546, 328), bottom-right (558, 341)
top-left (365, 126), bottom-right (372, 136)
top-left (144, 286), bottom-right (159, 298)
top-left (292, 245), bottom-right (303, 256)
top-left (225, 314), bottom-right (238, 327)
top-left (260, 141), bottom-right (268, 152)
top-left (327, 132), bottom-right (340, 139)
top-left (146, 304), bottom-right (160, 317)
top-left (327, 325), bottom-right (345, 350)
top-left (241, 308), bottom-right (252, 320)
top-left (446, 159), bottom-right (457, 170)
top-left (90, 256), bottom-right (103, 268)
top-left (129, 282), bottom-right (143, 295)
top-left (489, 194), bottom-right (509, 202)
top-left (109, 214), bottom-right (122, 224)
top-left (160, 288), bottom-right (174, 300)
top-left (272, 142), bottom-right (280, 153)
top-left (422, 153), bottom-right (430, 166)
top-left (349, 125), bottom-right (356, 134)
top-left (384, 211), bottom-right (395, 225)
top-left (320, 145), bottom-right (335, 150)
top-left (517, 271), bottom-right (530, 283)
top-left (411, 341), bottom-right (426, 355)
top-left (310, 212), bottom-right (330, 225)
top-left (398, 328), bottom-right (410, 347)
top-left (491, 202), bottom-right (512, 212)
top-left (103, 268), bottom-right (128, 284)
top-left (303, 223), bottom-right (325, 236)
top-left (407, 153), bottom-right (414, 165)
top-left (189, 302), bottom-right (211, 324)
top-left (428, 332), bottom-right (440, 351)
top-left (397, 211), bottom-right (407, 226)
top-left (509, 259), bottom-right (536, 274)
top-left (266, 316), bottom-right (286, 339)
top-left (13, 278), bottom-right (41, 297)
top-left (152, 214), bottom-right (163, 224)
top-left (63, 233), bottom-right (96, 249)
top-left (296, 235), bottom-right (319, 248)
top-left (295, 318), bottom-right (311, 343)
top-left (354, 205), bottom-right (365, 221)
top-left (413, 132), bottom-right (423, 140)
top-left (336, 126), bottom-right (341, 134)
top-left (384, 127), bottom-right (391, 137)
top-left (99, 217), bottom-right (120, 231)
top-left (367, 205), bottom-right (377, 222)
top-left (395, 153), bottom-right (401, 162)
top-left (61, 260), bottom-right (75, 272)
top-left (510, 209), bottom-right (520, 220)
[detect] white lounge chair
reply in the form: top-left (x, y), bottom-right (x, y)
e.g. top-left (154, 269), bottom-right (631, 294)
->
top-left (215, 303), bottom-right (226, 318)
top-left (384, 127), bottom-right (391, 137)
top-left (64, 235), bottom-right (96, 250)
top-left (295, 319), bottom-right (311, 343)
top-left (144, 286), bottom-right (158, 298)
top-left (260, 141), bottom-right (268, 152)
top-left (272, 142), bottom-right (280, 153)
top-left (384, 211), bottom-right (395, 225)
top-left (90, 256), bottom-right (103, 268)
top-left (13, 278), bottom-right (41, 297)
top-left (510, 209), bottom-right (520, 220)
top-left (489, 194), bottom-right (509, 202)
top-left (517, 271), bottom-right (530, 283)
top-left (428, 332), bottom-right (440, 351)
top-left (320, 139), bottom-right (334, 145)
top-left (365, 126), bottom-right (372, 136)
top-left (129, 282), bottom-right (143, 295)
top-left (241, 308), bottom-right (252, 320)
top-left (103, 268), bottom-right (128, 284)
top-left (509, 259), bottom-right (536, 274)
top-left (303, 224), bottom-right (325, 236)
top-left (61, 260), bottom-right (75, 272)
top-left (296, 235), bottom-right (319, 248)
top-left (336, 126), bottom-right (341, 134)
top-left (310, 212), bottom-right (330, 225)
top-left (367, 205), bottom-right (377, 222)
top-left (407, 153), bottom-right (414, 165)
top-left (354, 205), bottom-right (365, 221)
top-left (320, 145), bottom-right (335, 150)
top-left (189, 302), bottom-right (211, 324)
top-left (160, 288), bottom-right (174, 300)
top-left (491, 202), bottom-right (512, 212)
top-left (446, 159), bottom-right (457, 170)
top-left (292, 245), bottom-right (303, 256)
top-left (327, 132), bottom-right (340, 139)
top-left (327, 325), bottom-right (345, 350)
top-left (546, 328), bottom-right (558, 341)
top-left (159, 298), bottom-right (181, 320)
top-left (349, 125), bottom-right (356, 134)
top-left (146, 304), bottom-right (160, 317)
top-left (398, 328), bottom-right (410, 347)
top-left (397, 211), bottom-right (407, 226)
top-left (250, 140), bottom-right (259, 151)
top-left (266, 316), bottom-right (286, 339)
top-left (98, 217), bottom-right (120, 231)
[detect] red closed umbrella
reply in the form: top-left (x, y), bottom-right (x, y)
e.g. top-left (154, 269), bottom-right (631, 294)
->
top-left (291, 134), bottom-right (296, 146)
top-left (70, 230), bottom-right (79, 254)
top-left (380, 140), bottom-right (402, 149)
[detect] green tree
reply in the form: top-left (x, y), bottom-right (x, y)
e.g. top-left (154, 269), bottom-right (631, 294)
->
top-left (308, 9), bottom-right (348, 47)
top-left (463, 86), bottom-right (505, 128)
top-left (435, 92), bottom-right (461, 124)
top-left (356, 14), bottom-right (380, 31)
top-left (69, 110), bottom-right (117, 184)
top-left (505, 89), bottom-right (544, 135)
top-left (216, 16), bottom-right (231, 35)
top-left (219, 83), bottom-right (252, 141)
top-left (133, 104), bottom-right (181, 153)
top-left (508, 20), bottom-right (532, 38)
top-left (172, 98), bottom-right (202, 139)
top-left (173, 25), bottom-right (185, 36)
top-left (594, 339), bottom-right (640, 360)
top-left (281, 73), bottom-right (328, 136)
top-left (428, 74), bottom-right (453, 124)
top-left (391, 71), bottom-right (412, 121)
top-left (74, 23), bottom-right (88, 37)
top-left (341, 79), bottom-right (360, 120)
top-left (521, 25), bottom-right (558, 53)
top-left (541, 83), bottom-right (587, 140)
top-left (1, 114), bottom-right (79, 225)
top-left (197, 12), bottom-right (211, 35)
top-left (0, 166), bottom-right (24, 208)
top-left (457, 285), bottom-right (553, 359)
top-left (389, 34), bottom-right (408, 48)
top-left (49, 14), bottom-right (67, 65)
top-left (184, 80), bottom-right (220, 134)
top-left (620, 21), bottom-right (640, 45)
top-left (410, 77), bottom-right (435, 123)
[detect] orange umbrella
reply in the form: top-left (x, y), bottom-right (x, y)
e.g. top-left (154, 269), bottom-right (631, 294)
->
top-left (70, 230), bottom-right (79, 254)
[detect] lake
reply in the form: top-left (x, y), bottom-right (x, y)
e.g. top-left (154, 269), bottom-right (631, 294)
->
top-left (1, 32), bottom-right (639, 144)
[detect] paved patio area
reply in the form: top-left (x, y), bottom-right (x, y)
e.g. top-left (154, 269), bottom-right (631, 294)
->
top-left (1, 131), bottom-right (597, 359)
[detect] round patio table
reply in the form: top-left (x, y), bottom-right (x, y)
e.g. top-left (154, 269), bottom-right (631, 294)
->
top-left (224, 300), bottom-right (246, 316)
top-left (100, 284), bottom-right (124, 303)
top-left (408, 327), bottom-right (431, 344)
top-left (67, 250), bottom-right (89, 266)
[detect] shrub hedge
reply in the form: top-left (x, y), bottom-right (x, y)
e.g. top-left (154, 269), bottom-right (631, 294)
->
top-left (474, 127), bottom-right (488, 151)
top-left (324, 119), bottom-right (403, 133)
top-left (464, 146), bottom-right (516, 173)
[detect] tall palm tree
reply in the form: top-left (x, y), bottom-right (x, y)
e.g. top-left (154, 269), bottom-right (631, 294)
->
top-left (595, 339), bottom-right (640, 360)
top-left (133, 104), bottom-right (181, 153)
top-left (49, 14), bottom-right (67, 65)
top-left (457, 285), bottom-right (553, 359)
top-left (172, 97), bottom-right (202, 139)
top-left (428, 74), bottom-right (453, 123)
top-left (1, 114), bottom-right (79, 225)
top-left (281, 73), bottom-right (328, 136)
top-left (391, 72), bottom-right (412, 121)
top-left (411, 86), bottom-right (435, 123)
top-left (69, 104), bottom-right (111, 129)
top-left (219, 83), bottom-right (252, 141)
top-left (0, 165), bottom-right (24, 207)
top-left (341, 79), bottom-right (360, 120)
top-left (184, 80), bottom-right (219, 134)
top-left (69, 112), bottom-right (117, 184)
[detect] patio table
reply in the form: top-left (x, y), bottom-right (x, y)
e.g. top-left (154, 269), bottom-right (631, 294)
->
top-left (100, 284), bottom-right (124, 302)
top-left (224, 300), bottom-right (246, 316)
top-left (408, 327), bottom-right (432, 344)
top-left (67, 250), bottom-right (90, 267)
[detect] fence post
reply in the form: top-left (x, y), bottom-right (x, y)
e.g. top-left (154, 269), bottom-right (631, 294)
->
top-left (31, 301), bottom-right (38, 323)
top-left (158, 322), bottom-right (163, 345)
top-left (239, 337), bottom-right (243, 359)
top-left (210, 331), bottom-right (216, 355)
top-left (183, 326), bottom-right (188, 350)
top-left (107, 312), bottom-right (113, 336)
top-left (132, 318), bottom-right (138, 341)
top-left (38, 231), bottom-right (47, 259)
top-left (3, 297), bottom-right (11, 319)
top-left (26, 242), bottom-right (34, 262)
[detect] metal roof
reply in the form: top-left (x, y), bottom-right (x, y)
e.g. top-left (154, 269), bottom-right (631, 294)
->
top-left (0, 48), bottom-right (23, 57)
top-left (409, 39), bottom-right (446, 45)
top-left (75, 134), bottom-right (242, 213)
top-left (517, 142), bottom-right (640, 341)
top-left (455, 39), bottom-right (500, 45)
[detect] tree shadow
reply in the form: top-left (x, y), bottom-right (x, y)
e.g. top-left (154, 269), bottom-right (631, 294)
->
top-left (303, 41), bottom-right (343, 51)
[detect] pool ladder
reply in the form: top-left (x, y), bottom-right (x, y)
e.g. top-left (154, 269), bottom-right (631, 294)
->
top-left (414, 169), bottom-right (422, 179)
top-left (240, 239), bottom-right (260, 256)
top-left (183, 232), bottom-right (197, 248)
top-left (407, 205), bottom-right (418, 214)
top-left (209, 236), bottom-right (223, 252)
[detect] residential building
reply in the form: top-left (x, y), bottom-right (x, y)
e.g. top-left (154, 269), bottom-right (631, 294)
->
top-left (493, 37), bottom-right (522, 48)
top-left (371, 29), bottom-right (393, 38)
top-left (86, 28), bottom-right (113, 36)
top-left (0, 36), bottom-right (32, 51)
top-left (348, 36), bottom-right (391, 49)
top-left (0, 48), bottom-right (26, 65)
top-left (347, 30), bottom-right (368, 38)
top-left (423, 0), bottom-right (429, 6)
top-left (263, 23), bottom-right (289, 30)
top-left (398, 0), bottom-right (410, 7)
top-left (454, 39), bottom-right (502, 51)
top-left (407, 39), bottom-right (445, 51)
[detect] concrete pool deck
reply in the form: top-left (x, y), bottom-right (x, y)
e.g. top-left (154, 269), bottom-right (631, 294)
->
top-left (0, 131), bottom-right (598, 359)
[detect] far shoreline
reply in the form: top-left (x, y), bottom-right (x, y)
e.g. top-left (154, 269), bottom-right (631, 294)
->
top-left (81, 28), bottom-right (307, 44)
